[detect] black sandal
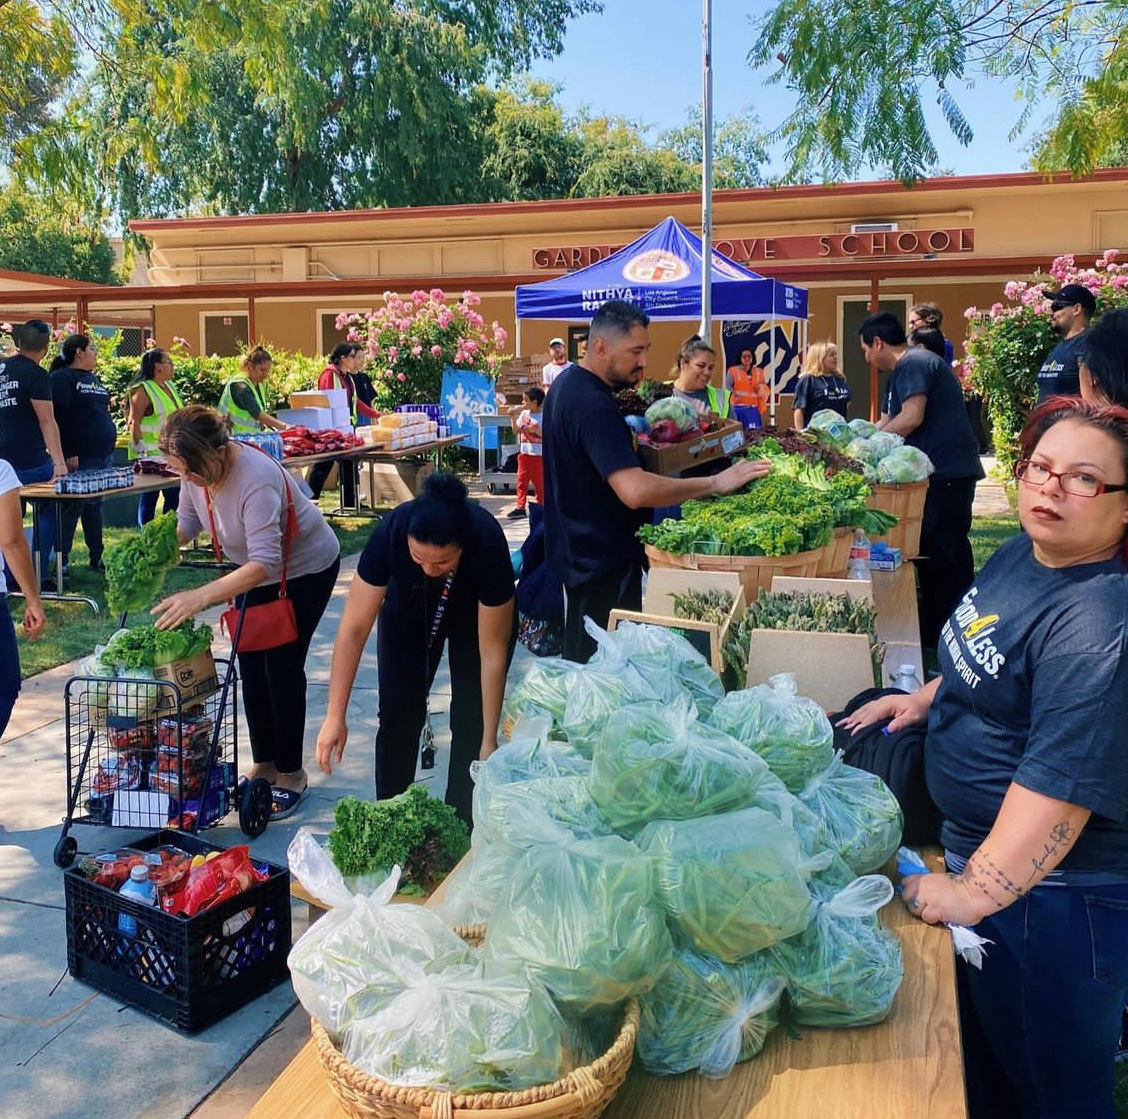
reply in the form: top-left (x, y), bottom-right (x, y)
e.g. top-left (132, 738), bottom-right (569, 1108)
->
top-left (270, 785), bottom-right (308, 819)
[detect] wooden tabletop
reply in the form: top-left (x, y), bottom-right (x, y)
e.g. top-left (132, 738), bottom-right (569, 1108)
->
top-left (20, 472), bottom-right (179, 501)
top-left (360, 435), bottom-right (465, 461)
top-left (250, 844), bottom-right (965, 1119)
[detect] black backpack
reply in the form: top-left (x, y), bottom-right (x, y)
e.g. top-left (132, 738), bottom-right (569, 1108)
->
top-left (830, 687), bottom-right (942, 848)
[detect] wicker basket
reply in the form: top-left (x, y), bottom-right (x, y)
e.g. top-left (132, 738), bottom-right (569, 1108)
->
top-left (866, 480), bottom-right (928, 558)
top-left (816, 527), bottom-right (853, 577)
top-left (310, 924), bottom-right (639, 1119)
top-left (645, 542), bottom-right (825, 600)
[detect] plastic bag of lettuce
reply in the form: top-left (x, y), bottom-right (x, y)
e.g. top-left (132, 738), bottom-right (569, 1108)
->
top-left (639, 807), bottom-right (820, 961)
top-left (797, 753), bottom-right (903, 875)
top-left (636, 947), bottom-right (786, 1077)
top-left (769, 874), bottom-right (903, 1027)
top-left (474, 774), bottom-right (612, 852)
top-left (502, 659), bottom-right (582, 732)
top-left (707, 673), bottom-right (835, 792)
top-left (483, 834), bottom-right (673, 1012)
top-left (590, 696), bottom-right (777, 832)
top-left (876, 444), bottom-right (935, 484)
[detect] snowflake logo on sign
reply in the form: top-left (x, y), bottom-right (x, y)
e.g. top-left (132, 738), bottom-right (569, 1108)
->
top-left (622, 250), bottom-right (691, 284)
top-left (444, 382), bottom-right (491, 426)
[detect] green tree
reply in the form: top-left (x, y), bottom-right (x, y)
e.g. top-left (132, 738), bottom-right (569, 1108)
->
top-left (0, 186), bottom-right (121, 283)
top-left (657, 108), bottom-right (771, 189)
top-left (748, 0), bottom-right (1128, 181)
top-left (571, 116), bottom-right (699, 197)
top-left (0, 1), bottom-right (75, 147)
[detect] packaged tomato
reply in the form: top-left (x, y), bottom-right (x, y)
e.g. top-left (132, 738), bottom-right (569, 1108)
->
top-left (79, 847), bottom-right (151, 890)
top-left (161, 846), bottom-right (267, 916)
top-left (148, 845), bottom-right (193, 892)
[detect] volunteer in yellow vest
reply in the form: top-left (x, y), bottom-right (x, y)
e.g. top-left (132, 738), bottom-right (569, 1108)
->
top-left (667, 335), bottom-right (732, 417)
top-left (725, 346), bottom-right (770, 419)
top-left (218, 347), bottom-right (289, 434)
top-left (129, 346), bottom-right (185, 526)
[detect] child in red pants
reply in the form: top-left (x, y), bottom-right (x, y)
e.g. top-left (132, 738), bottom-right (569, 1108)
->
top-left (508, 387), bottom-right (544, 519)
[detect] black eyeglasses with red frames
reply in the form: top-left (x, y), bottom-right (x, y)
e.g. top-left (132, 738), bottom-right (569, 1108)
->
top-left (1014, 459), bottom-right (1128, 498)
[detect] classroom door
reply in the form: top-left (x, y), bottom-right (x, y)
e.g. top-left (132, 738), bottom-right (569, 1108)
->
top-left (839, 296), bottom-right (910, 419)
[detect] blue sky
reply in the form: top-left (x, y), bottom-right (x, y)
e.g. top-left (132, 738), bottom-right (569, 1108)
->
top-left (529, 1), bottom-right (1037, 178)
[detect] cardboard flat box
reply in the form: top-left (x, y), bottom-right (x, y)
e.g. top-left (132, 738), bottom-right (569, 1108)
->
top-left (363, 460), bottom-right (434, 506)
top-left (277, 407), bottom-right (333, 430)
top-left (152, 650), bottom-right (219, 712)
top-left (289, 391), bottom-right (331, 409)
top-left (329, 407), bottom-right (353, 431)
top-left (636, 415), bottom-right (746, 476)
top-left (746, 629), bottom-right (876, 712)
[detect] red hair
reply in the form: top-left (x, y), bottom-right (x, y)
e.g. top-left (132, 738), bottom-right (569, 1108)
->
top-left (1019, 395), bottom-right (1128, 564)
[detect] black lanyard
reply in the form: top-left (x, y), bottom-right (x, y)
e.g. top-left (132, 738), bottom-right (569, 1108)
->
top-left (426, 571), bottom-right (456, 649)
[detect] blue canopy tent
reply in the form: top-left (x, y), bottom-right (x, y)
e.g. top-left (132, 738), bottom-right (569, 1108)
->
top-left (514, 216), bottom-right (809, 419)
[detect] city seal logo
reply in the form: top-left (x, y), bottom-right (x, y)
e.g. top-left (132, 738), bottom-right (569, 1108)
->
top-left (622, 250), bottom-right (690, 284)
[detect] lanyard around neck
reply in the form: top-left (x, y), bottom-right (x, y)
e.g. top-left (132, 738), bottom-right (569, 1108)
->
top-left (426, 571), bottom-right (456, 649)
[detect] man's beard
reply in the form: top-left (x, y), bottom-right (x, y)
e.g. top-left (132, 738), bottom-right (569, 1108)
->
top-left (608, 366), bottom-right (644, 390)
top-left (1052, 319), bottom-right (1067, 336)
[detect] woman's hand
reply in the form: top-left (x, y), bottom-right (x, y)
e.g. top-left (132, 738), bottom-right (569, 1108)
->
top-left (316, 715), bottom-right (348, 775)
top-left (21, 600), bottom-right (46, 642)
top-left (902, 871), bottom-right (988, 927)
top-left (479, 733), bottom-right (499, 762)
top-left (836, 690), bottom-right (931, 736)
top-left (150, 586), bottom-right (211, 629)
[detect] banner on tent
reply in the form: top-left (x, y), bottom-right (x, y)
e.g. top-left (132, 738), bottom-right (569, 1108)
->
top-left (440, 366), bottom-right (498, 450)
top-left (722, 320), bottom-right (803, 395)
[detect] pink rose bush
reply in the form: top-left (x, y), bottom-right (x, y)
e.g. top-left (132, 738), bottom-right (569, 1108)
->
top-left (336, 289), bottom-right (508, 408)
top-left (963, 250), bottom-right (1128, 474)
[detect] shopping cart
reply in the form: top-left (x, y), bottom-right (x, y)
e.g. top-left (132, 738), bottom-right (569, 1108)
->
top-left (53, 611), bottom-right (272, 868)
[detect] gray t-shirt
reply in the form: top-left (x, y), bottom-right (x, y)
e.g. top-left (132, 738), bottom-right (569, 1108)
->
top-left (177, 443), bottom-right (340, 583)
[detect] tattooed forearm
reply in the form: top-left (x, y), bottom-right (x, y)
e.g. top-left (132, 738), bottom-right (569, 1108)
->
top-left (1030, 820), bottom-right (1077, 876)
top-left (960, 819), bottom-right (1081, 912)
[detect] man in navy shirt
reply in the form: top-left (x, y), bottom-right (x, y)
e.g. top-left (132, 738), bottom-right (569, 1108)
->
top-left (1036, 283), bottom-right (1095, 401)
top-left (859, 312), bottom-right (984, 650)
top-left (543, 300), bottom-right (769, 663)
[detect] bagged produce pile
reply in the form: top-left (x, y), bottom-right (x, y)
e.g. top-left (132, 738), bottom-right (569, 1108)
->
top-left (810, 411), bottom-right (934, 484)
top-left (483, 834), bottom-right (673, 1012)
top-left (502, 659), bottom-right (581, 731)
top-left (707, 673), bottom-right (835, 791)
top-left (474, 774), bottom-right (613, 852)
top-left (797, 752), bottom-right (903, 876)
top-left (769, 875), bottom-right (903, 1027)
top-left (639, 808), bottom-right (821, 961)
top-left (636, 948), bottom-right (787, 1077)
top-left (590, 696), bottom-right (776, 832)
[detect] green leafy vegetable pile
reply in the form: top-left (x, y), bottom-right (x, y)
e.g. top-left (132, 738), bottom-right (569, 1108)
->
top-left (104, 511), bottom-right (181, 614)
top-left (328, 786), bottom-right (470, 896)
top-left (99, 619), bottom-right (213, 670)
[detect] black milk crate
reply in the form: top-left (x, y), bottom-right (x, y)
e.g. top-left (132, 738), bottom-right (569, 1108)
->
top-left (64, 829), bottom-right (291, 1032)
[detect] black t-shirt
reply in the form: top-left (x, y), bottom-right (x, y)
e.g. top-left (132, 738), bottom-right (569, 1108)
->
top-left (1036, 332), bottom-right (1087, 401)
top-left (884, 349), bottom-right (983, 481)
top-left (793, 374), bottom-right (851, 426)
top-left (927, 534), bottom-right (1128, 872)
top-left (0, 353), bottom-right (52, 470)
top-left (356, 500), bottom-right (514, 631)
top-left (542, 364), bottom-right (648, 587)
top-left (51, 366), bottom-right (117, 461)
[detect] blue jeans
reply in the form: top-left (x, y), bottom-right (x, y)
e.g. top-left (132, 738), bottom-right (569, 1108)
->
top-left (0, 594), bottom-right (21, 737)
top-left (952, 858), bottom-right (1128, 1119)
top-left (137, 483), bottom-right (180, 526)
top-left (12, 460), bottom-right (55, 584)
top-left (59, 453), bottom-right (114, 563)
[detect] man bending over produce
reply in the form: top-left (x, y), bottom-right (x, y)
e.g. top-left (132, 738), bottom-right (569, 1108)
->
top-left (858, 312), bottom-right (984, 649)
top-left (542, 300), bottom-right (771, 663)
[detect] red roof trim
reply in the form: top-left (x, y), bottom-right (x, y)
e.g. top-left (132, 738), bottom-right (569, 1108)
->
top-left (127, 169), bottom-right (1128, 234)
top-left (0, 267), bottom-right (106, 289)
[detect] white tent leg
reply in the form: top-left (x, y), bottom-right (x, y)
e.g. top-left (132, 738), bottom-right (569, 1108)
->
top-left (769, 326), bottom-right (777, 425)
top-left (515, 316), bottom-right (522, 357)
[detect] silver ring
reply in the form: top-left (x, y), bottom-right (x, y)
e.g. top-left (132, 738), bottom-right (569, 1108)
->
top-left (907, 896), bottom-right (921, 911)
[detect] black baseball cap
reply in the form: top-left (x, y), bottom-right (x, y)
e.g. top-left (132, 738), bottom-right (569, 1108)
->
top-left (1047, 284), bottom-right (1096, 315)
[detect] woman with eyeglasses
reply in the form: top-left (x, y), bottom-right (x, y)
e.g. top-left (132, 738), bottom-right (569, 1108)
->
top-left (129, 347), bottom-right (185, 525)
top-left (840, 396), bottom-right (1128, 1119)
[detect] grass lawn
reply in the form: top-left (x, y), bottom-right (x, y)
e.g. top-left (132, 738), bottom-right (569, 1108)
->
top-left (9, 499), bottom-right (380, 680)
top-left (970, 513), bottom-right (1021, 575)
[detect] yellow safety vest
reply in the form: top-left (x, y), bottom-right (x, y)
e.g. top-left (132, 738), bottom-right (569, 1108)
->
top-left (130, 380), bottom-right (185, 459)
top-left (706, 385), bottom-right (732, 419)
top-left (218, 375), bottom-right (269, 433)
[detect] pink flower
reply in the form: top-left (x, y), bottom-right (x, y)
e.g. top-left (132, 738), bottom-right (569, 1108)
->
top-left (430, 344), bottom-right (443, 357)
top-left (430, 288), bottom-right (446, 301)
top-left (0, 323), bottom-right (11, 333)
top-left (388, 346), bottom-right (399, 360)
top-left (462, 290), bottom-right (482, 306)
top-left (964, 306), bottom-right (978, 319)
top-left (396, 372), bottom-right (407, 382)
top-left (346, 329), bottom-right (360, 342)
top-left (335, 313), bottom-right (350, 329)
top-left (411, 345), bottom-right (423, 356)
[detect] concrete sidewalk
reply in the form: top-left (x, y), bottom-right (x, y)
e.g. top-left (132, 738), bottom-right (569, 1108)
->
top-left (0, 486), bottom-right (534, 1119)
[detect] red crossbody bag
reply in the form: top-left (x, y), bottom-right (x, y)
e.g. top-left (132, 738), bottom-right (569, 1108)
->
top-left (204, 456), bottom-right (300, 653)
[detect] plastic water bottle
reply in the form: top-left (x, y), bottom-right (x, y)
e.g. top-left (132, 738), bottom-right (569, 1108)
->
top-left (846, 529), bottom-right (871, 580)
top-left (118, 864), bottom-right (157, 937)
top-left (892, 664), bottom-right (924, 694)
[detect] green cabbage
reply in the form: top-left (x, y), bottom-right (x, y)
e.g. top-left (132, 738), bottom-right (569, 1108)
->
top-left (644, 396), bottom-right (700, 433)
top-left (807, 409), bottom-right (850, 444)
top-left (847, 418), bottom-right (879, 438)
top-left (876, 445), bottom-right (934, 484)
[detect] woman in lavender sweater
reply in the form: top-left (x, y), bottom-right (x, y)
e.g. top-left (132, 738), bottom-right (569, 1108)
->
top-left (152, 406), bottom-right (340, 819)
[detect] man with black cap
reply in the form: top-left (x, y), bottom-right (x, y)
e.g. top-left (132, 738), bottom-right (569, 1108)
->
top-left (541, 337), bottom-right (569, 389)
top-left (1037, 284), bottom-right (1096, 401)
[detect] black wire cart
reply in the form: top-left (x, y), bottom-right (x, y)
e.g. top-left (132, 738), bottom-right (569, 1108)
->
top-left (53, 614), bottom-right (273, 868)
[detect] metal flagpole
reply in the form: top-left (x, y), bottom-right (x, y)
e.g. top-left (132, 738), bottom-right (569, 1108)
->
top-left (700, 0), bottom-right (713, 342)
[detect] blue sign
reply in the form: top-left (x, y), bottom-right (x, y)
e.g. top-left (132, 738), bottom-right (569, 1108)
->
top-left (440, 366), bottom-right (498, 450)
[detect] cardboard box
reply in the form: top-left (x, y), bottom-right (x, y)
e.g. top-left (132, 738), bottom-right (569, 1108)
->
top-left (869, 545), bottom-right (903, 571)
top-left (277, 407), bottom-right (333, 430)
top-left (363, 460), bottom-right (434, 506)
top-left (636, 416), bottom-right (746, 476)
top-left (152, 650), bottom-right (219, 712)
top-left (329, 406), bottom-right (353, 431)
top-left (289, 391), bottom-right (331, 409)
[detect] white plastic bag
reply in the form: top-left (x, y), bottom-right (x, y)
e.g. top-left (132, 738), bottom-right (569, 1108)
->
top-left (286, 829), bottom-right (473, 1032)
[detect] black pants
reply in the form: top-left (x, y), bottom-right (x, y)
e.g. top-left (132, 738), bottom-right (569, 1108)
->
top-left (374, 599), bottom-right (515, 826)
top-left (916, 476), bottom-right (977, 650)
top-left (308, 459), bottom-right (357, 507)
top-left (563, 564), bottom-right (643, 664)
top-left (59, 453), bottom-right (114, 563)
top-left (236, 557), bottom-right (340, 773)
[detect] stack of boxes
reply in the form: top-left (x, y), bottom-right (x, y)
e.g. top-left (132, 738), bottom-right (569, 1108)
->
top-left (361, 411), bottom-right (439, 450)
top-left (276, 389), bottom-right (352, 431)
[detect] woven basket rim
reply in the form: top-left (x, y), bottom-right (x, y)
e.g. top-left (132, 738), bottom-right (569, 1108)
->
top-left (644, 542), bottom-right (826, 564)
top-left (309, 923), bottom-right (639, 1113)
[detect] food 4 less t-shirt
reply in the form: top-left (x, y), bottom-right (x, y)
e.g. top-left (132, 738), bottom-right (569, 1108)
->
top-left (926, 534), bottom-right (1128, 871)
top-left (1036, 332), bottom-right (1087, 401)
top-left (0, 354), bottom-right (51, 469)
